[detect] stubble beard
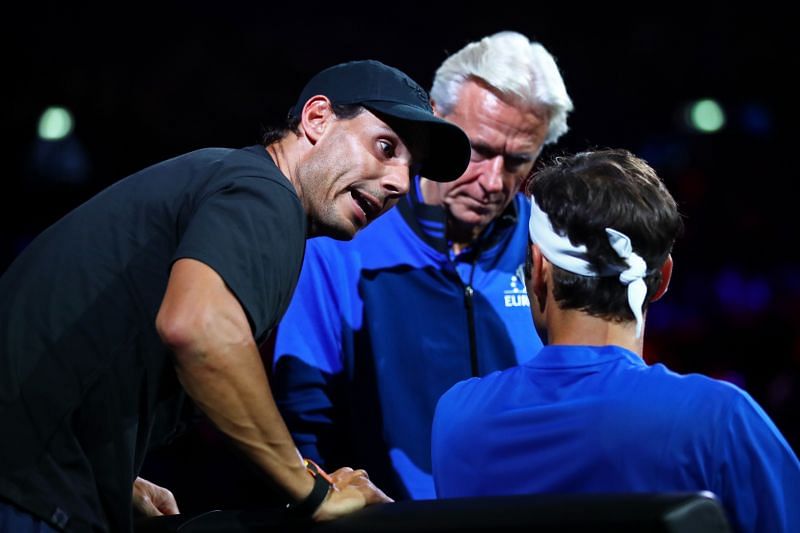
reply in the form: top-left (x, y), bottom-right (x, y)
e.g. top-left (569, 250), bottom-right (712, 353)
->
top-left (297, 149), bottom-right (355, 241)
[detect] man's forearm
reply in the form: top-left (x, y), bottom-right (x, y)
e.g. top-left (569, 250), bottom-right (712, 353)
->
top-left (174, 341), bottom-right (314, 501)
top-left (156, 258), bottom-right (314, 502)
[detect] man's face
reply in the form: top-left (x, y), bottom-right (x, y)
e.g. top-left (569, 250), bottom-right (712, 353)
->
top-left (434, 80), bottom-right (550, 239)
top-left (299, 109), bottom-right (415, 240)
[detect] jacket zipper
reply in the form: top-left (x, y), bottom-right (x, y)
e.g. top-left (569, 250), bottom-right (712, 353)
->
top-left (463, 256), bottom-right (479, 377)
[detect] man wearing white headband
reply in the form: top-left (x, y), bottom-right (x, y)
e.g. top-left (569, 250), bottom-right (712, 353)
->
top-left (432, 149), bottom-right (800, 533)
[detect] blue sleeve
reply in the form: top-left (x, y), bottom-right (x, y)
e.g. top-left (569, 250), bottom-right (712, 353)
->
top-left (431, 385), bottom-right (454, 498)
top-left (431, 379), bottom-right (477, 499)
top-left (272, 237), bottom-right (360, 469)
top-left (714, 390), bottom-right (800, 533)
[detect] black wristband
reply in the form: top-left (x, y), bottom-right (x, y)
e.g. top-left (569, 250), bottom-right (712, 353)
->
top-left (285, 461), bottom-right (331, 519)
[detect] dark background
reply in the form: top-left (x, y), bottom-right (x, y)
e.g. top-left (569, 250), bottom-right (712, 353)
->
top-left (6, 1), bottom-right (797, 507)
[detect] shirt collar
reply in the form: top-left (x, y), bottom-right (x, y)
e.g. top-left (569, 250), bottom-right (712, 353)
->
top-left (525, 344), bottom-right (646, 369)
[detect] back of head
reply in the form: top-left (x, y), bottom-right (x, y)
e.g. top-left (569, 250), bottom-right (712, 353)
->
top-left (430, 31), bottom-right (573, 145)
top-left (527, 149), bottom-right (683, 322)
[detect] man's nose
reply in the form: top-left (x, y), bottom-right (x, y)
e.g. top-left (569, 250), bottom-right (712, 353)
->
top-left (382, 166), bottom-right (411, 198)
top-left (480, 155), bottom-right (505, 193)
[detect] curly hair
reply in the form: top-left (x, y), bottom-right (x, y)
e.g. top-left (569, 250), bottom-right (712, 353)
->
top-left (526, 149), bottom-right (684, 322)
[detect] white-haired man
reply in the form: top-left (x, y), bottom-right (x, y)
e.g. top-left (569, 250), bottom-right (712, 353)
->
top-left (272, 32), bottom-right (574, 500)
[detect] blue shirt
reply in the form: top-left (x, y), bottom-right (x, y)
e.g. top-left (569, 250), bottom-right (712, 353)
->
top-left (432, 344), bottom-right (800, 532)
top-left (273, 184), bottom-right (542, 499)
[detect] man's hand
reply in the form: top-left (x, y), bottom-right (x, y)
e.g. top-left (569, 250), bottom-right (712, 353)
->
top-left (132, 477), bottom-right (180, 517)
top-left (312, 467), bottom-right (393, 521)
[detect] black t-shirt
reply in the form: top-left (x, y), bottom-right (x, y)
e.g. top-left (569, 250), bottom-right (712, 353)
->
top-left (0, 145), bottom-right (306, 532)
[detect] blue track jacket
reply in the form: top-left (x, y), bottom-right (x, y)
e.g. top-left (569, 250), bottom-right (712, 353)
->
top-left (272, 184), bottom-right (543, 499)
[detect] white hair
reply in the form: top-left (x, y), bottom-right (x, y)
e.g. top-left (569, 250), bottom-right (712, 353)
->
top-left (430, 31), bottom-right (574, 145)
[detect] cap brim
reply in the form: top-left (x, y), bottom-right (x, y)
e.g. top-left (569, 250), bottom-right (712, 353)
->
top-left (363, 102), bottom-right (470, 182)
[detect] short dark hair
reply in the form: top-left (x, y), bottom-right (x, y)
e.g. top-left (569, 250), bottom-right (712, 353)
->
top-left (262, 104), bottom-right (364, 146)
top-left (526, 149), bottom-right (684, 323)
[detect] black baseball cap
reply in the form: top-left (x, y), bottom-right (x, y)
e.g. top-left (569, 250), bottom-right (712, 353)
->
top-left (288, 60), bottom-right (470, 182)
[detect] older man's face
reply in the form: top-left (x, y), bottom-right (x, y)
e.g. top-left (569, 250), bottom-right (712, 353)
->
top-left (435, 80), bottom-right (549, 241)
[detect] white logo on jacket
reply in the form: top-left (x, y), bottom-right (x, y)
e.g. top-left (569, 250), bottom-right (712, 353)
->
top-left (503, 264), bottom-right (530, 307)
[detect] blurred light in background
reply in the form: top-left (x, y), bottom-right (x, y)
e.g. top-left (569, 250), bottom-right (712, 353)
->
top-left (37, 106), bottom-right (74, 141)
top-left (715, 268), bottom-right (772, 315)
top-left (30, 106), bottom-right (90, 186)
top-left (740, 102), bottom-right (772, 136)
top-left (688, 99), bottom-right (725, 133)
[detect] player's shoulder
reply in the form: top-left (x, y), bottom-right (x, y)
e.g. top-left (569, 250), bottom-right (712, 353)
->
top-left (438, 366), bottom-right (525, 415)
top-left (638, 362), bottom-right (751, 420)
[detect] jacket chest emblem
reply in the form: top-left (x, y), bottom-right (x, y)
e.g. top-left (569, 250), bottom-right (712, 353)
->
top-left (502, 264), bottom-right (530, 308)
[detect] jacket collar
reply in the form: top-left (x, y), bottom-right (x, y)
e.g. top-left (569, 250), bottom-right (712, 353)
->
top-left (397, 175), bottom-right (518, 257)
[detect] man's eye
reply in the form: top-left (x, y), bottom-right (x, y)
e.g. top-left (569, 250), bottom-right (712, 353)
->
top-left (505, 157), bottom-right (528, 171)
top-left (470, 146), bottom-right (488, 162)
top-left (378, 140), bottom-right (395, 157)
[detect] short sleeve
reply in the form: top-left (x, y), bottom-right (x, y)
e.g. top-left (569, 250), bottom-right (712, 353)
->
top-left (174, 177), bottom-right (305, 339)
top-left (432, 378), bottom-right (478, 498)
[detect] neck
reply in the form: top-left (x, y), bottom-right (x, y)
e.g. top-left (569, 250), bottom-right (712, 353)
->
top-left (545, 298), bottom-right (644, 357)
top-left (419, 177), bottom-right (484, 253)
top-left (265, 138), bottom-right (301, 195)
top-left (448, 225), bottom-right (481, 255)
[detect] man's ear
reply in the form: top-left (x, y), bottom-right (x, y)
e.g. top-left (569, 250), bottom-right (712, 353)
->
top-left (299, 95), bottom-right (334, 145)
top-left (651, 254), bottom-right (673, 302)
top-left (431, 99), bottom-right (443, 119)
top-left (530, 244), bottom-right (549, 313)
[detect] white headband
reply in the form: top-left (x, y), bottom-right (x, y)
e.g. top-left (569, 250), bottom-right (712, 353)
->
top-left (528, 196), bottom-right (648, 338)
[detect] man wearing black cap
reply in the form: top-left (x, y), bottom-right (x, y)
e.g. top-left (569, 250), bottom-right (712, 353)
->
top-left (0, 60), bottom-right (469, 532)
